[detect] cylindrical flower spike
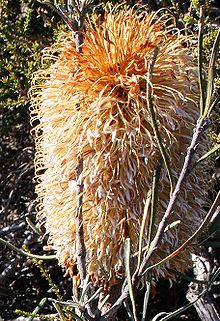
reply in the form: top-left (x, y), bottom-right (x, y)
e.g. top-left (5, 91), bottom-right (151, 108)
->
top-left (31, 7), bottom-right (208, 289)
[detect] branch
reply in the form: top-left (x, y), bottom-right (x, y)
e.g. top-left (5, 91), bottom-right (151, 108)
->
top-left (75, 157), bottom-right (86, 282)
top-left (99, 116), bottom-right (209, 321)
top-left (98, 290), bottom-right (129, 321)
top-left (72, 2), bottom-right (95, 319)
top-left (139, 190), bottom-right (220, 274)
top-left (97, 18), bottom-right (216, 316)
top-left (186, 251), bottom-right (220, 321)
top-left (137, 116), bottom-right (209, 277)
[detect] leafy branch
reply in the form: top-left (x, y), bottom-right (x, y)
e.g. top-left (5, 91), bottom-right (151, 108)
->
top-left (12, 3), bottom-right (219, 321)
top-left (97, 7), bottom-right (220, 321)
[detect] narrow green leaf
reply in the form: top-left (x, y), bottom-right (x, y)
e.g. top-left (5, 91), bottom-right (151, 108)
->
top-left (148, 158), bottom-right (163, 244)
top-left (139, 191), bottom-right (220, 277)
top-left (204, 29), bottom-right (220, 116)
top-left (135, 190), bottom-right (151, 274)
top-left (152, 312), bottom-right (169, 321)
top-left (207, 207), bottom-right (220, 235)
top-left (0, 237), bottom-right (56, 260)
top-left (196, 144), bottom-right (220, 165)
top-left (124, 300), bottom-right (136, 321)
top-left (198, 6), bottom-right (206, 115)
top-left (141, 281), bottom-right (151, 321)
top-left (27, 298), bottom-right (47, 321)
top-left (84, 287), bottom-right (103, 306)
top-left (98, 294), bottom-right (110, 312)
top-left (142, 191), bottom-right (220, 276)
top-left (152, 268), bottom-right (220, 321)
top-left (146, 47), bottom-right (174, 192)
top-left (26, 218), bottom-right (43, 236)
top-left (52, 302), bottom-right (66, 321)
top-left (124, 238), bottom-right (138, 321)
top-left (48, 298), bottom-right (80, 308)
top-left (164, 220), bottom-right (181, 232)
top-left (78, 274), bottom-right (91, 304)
top-left (132, 159), bottom-right (162, 264)
top-left (207, 95), bottom-right (220, 117)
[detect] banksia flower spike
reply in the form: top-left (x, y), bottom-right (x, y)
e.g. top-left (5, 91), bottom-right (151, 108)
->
top-left (31, 7), bottom-right (208, 289)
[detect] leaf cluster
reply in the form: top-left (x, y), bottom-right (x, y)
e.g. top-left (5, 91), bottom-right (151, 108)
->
top-left (0, 0), bottom-right (64, 110)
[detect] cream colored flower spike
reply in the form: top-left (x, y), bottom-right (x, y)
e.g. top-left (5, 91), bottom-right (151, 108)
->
top-left (31, 8), bottom-right (208, 289)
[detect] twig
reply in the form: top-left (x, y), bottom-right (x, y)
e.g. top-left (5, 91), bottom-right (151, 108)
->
top-left (72, 2), bottom-right (87, 53)
top-left (98, 290), bottom-right (129, 321)
top-left (100, 100), bottom-right (210, 321)
top-left (137, 116), bottom-right (209, 277)
top-left (124, 239), bottom-right (138, 321)
top-left (139, 190), bottom-right (220, 274)
top-left (136, 17), bottom-right (220, 277)
top-left (97, 10), bottom-right (219, 317)
top-left (72, 2), bottom-right (96, 319)
top-left (153, 267), bottom-right (220, 321)
top-left (186, 251), bottom-right (220, 321)
top-left (75, 157), bottom-right (86, 282)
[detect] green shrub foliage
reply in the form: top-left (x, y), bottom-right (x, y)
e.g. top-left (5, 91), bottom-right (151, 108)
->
top-left (0, 0), bottom-right (63, 109)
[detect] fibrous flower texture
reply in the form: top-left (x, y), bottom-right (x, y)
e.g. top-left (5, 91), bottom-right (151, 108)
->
top-left (31, 8), bottom-right (208, 288)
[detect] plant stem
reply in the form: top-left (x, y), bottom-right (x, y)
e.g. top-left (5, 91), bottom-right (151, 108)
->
top-left (138, 116), bottom-right (209, 277)
top-left (72, 3), bottom-right (95, 319)
top-left (75, 157), bottom-right (86, 283)
top-left (72, 1), bottom-right (87, 285)
top-left (140, 190), bottom-right (220, 274)
top-left (99, 116), bottom-right (209, 321)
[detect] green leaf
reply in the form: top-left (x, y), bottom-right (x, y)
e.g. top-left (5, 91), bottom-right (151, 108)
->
top-left (196, 144), bottom-right (220, 165)
top-left (148, 158), bottom-right (163, 244)
top-left (204, 28), bottom-right (220, 117)
top-left (0, 237), bottom-right (56, 260)
top-left (48, 298), bottom-right (80, 308)
top-left (197, 6), bottom-right (206, 115)
top-left (124, 238), bottom-right (138, 321)
top-left (78, 274), bottom-right (91, 304)
top-left (146, 47), bottom-right (174, 192)
top-left (98, 294), bottom-right (110, 312)
top-left (141, 281), bottom-right (151, 321)
top-left (164, 220), bottom-right (181, 232)
top-left (152, 268), bottom-right (220, 321)
top-left (27, 298), bottom-right (48, 321)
